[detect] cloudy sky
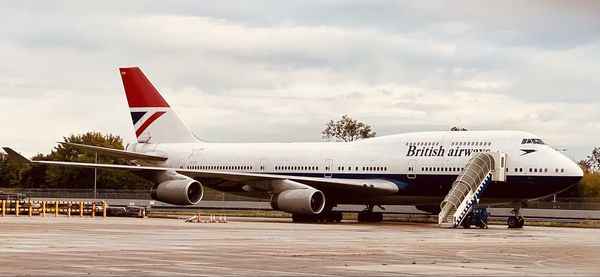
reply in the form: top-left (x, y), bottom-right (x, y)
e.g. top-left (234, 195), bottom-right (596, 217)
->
top-left (1, 1), bottom-right (599, 160)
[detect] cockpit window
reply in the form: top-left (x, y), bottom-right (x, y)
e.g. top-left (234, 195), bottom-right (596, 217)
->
top-left (521, 138), bottom-right (545, 145)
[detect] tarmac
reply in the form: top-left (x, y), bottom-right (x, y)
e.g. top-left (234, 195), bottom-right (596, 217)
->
top-left (89, 199), bottom-right (600, 221)
top-left (1, 216), bottom-right (599, 276)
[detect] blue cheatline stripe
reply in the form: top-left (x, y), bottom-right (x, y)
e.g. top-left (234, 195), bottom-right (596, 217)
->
top-left (130, 112), bottom-right (146, 125)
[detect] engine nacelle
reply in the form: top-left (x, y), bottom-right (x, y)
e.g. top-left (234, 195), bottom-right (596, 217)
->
top-left (151, 179), bottom-right (203, 205)
top-left (270, 189), bottom-right (326, 215)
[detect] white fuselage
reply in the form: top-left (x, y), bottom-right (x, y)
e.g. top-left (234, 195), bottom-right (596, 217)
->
top-left (127, 130), bottom-right (582, 205)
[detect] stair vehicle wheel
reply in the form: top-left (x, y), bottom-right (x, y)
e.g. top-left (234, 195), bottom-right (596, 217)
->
top-left (477, 221), bottom-right (487, 228)
top-left (516, 216), bottom-right (525, 228)
top-left (461, 218), bottom-right (471, 228)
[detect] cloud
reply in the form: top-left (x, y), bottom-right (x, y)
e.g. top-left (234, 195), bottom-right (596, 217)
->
top-left (0, 1), bottom-right (598, 161)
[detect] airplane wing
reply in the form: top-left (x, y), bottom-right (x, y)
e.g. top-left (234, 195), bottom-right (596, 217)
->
top-left (57, 142), bottom-right (168, 161)
top-left (3, 147), bottom-right (398, 197)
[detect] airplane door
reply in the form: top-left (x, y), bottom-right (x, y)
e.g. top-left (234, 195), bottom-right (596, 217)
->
top-left (324, 159), bottom-right (333, 178)
top-left (407, 159), bottom-right (416, 179)
top-left (178, 159), bottom-right (186, 169)
top-left (260, 159), bottom-right (267, 171)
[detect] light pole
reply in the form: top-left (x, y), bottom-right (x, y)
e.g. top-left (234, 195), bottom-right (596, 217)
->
top-left (94, 152), bottom-right (97, 200)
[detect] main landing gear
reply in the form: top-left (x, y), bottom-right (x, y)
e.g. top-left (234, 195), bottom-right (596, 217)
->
top-left (507, 200), bottom-right (526, 228)
top-left (291, 206), bottom-right (343, 223)
top-left (357, 205), bottom-right (384, 223)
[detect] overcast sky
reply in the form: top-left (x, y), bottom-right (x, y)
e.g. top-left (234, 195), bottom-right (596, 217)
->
top-left (1, 1), bottom-right (599, 160)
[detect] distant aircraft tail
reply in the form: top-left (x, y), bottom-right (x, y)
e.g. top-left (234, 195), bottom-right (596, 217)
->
top-left (119, 67), bottom-right (199, 143)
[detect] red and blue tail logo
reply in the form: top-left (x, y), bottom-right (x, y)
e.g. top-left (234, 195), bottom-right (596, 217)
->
top-left (119, 67), bottom-right (198, 143)
top-left (130, 110), bottom-right (166, 137)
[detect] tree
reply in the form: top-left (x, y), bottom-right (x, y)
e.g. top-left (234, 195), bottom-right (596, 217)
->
top-left (580, 147), bottom-right (600, 173)
top-left (322, 115), bottom-right (376, 142)
top-left (450, 127), bottom-right (468, 131)
top-left (0, 152), bottom-right (27, 187)
top-left (42, 131), bottom-right (152, 190)
top-left (571, 148), bottom-right (600, 198)
top-left (19, 154), bottom-right (48, 188)
top-left (577, 169), bottom-right (600, 198)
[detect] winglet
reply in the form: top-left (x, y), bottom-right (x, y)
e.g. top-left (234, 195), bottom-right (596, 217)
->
top-left (2, 147), bottom-right (32, 164)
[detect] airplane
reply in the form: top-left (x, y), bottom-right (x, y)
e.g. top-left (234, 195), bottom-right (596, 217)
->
top-left (3, 67), bottom-right (583, 228)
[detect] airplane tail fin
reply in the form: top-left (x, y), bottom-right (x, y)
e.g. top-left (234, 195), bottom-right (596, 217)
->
top-left (119, 67), bottom-right (199, 143)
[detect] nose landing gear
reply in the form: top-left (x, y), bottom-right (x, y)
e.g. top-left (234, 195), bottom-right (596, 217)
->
top-left (507, 200), bottom-right (526, 228)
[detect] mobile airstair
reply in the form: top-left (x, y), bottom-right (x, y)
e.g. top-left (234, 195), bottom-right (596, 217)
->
top-left (438, 152), bottom-right (506, 227)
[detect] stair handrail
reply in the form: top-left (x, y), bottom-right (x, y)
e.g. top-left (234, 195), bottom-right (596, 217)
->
top-left (438, 153), bottom-right (495, 223)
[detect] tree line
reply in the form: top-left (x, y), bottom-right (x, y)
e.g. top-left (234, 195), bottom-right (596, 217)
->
top-left (0, 132), bottom-right (151, 190)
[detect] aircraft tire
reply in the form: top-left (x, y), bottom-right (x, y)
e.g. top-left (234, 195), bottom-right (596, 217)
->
top-left (357, 211), bottom-right (383, 223)
top-left (374, 212), bottom-right (383, 222)
top-left (507, 216), bottom-right (524, 228)
top-left (334, 211), bottom-right (343, 222)
top-left (292, 214), bottom-right (316, 223)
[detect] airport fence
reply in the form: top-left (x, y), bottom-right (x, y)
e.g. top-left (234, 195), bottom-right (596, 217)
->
top-left (0, 187), bottom-right (266, 202)
top-left (488, 197), bottom-right (600, 210)
top-left (1, 188), bottom-right (598, 209)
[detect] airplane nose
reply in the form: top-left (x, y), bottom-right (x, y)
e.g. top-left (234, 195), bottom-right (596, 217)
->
top-left (568, 160), bottom-right (584, 180)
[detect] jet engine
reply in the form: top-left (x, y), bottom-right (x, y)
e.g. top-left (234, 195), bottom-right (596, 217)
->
top-left (150, 178), bottom-right (203, 205)
top-left (270, 188), bottom-right (325, 215)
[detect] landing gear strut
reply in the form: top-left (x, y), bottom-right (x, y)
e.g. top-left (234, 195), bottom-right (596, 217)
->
top-left (507, 200), bottom-right (526, 228)
top-left (357, 205), bottom-right (384, 223)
